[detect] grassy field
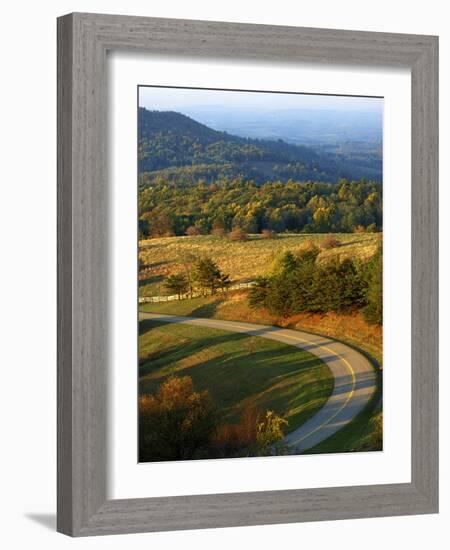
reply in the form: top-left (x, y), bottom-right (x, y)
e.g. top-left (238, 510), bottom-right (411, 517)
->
top-left (140, 289), bottom-right (383, 365)
top-left (139, 232), bottom-right (380, 297)
top-left (139, 320), bottom-right (334, 433)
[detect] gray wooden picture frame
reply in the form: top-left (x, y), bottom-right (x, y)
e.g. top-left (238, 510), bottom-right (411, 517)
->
top-left (57, 12), bottom-right (439, 537)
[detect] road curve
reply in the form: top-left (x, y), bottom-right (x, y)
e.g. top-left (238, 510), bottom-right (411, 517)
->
top-left (139, 312), bottom-right (378, 453)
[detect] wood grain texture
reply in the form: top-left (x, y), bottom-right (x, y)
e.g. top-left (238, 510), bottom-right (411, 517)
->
top-left (57, 13), bottom-right (74, 535)
top-left (410, 36), bottom-right (439, 506)
top-left (57, 12), bottom-right (439, 536)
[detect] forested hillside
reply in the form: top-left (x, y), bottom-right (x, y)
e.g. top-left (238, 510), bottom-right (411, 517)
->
top-left (139, 179), bottom-right (382, 237)
top-left (138, 108), bottom-right (382, 184)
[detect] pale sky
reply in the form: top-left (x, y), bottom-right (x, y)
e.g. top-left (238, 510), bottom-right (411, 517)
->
top-left (138, 86), bottom-right (383, 113)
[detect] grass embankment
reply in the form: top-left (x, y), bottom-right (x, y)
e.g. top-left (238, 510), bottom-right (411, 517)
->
top-left (139, 320), bottom-right (334, 433)
top-left (308, 377), bottom-right (383, 454)
top-left (140, 290), bottom-right (382, 365)
top-left (139, 233), bottom-right (379, 297)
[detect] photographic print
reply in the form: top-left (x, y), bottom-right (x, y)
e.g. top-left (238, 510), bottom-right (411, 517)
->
top-left (138, 86), bottom-right (383, 463)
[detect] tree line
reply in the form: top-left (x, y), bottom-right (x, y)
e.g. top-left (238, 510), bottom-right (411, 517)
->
top-left (249, 240), bottom-right (382, 325)
top-left (139, 178), bottom-right (382, 238)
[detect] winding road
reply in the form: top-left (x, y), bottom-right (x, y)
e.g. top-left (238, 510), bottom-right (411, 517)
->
top-left (139, 312), bottom-right (378, 453)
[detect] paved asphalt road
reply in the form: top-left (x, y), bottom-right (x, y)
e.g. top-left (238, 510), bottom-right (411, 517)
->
top-left (139, 312), bottom-right (378, 453)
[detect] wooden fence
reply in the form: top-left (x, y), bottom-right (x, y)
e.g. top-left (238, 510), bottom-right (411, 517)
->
top-left (139, 281), bottom-right (255, 304)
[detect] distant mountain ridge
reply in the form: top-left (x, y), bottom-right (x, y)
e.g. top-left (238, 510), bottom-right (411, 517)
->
top-left (138, 108), bottom-right (382, 184)
top-left (182, 105), bottom-right (383, 146)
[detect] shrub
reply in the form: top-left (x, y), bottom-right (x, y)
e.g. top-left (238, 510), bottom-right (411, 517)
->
top-left (298, 238), bottom-right (318, 252)
top-left (261, 229), bottom-right (278, 239)
top-left (321, 234), bottom-right (341, 249)
top-left (211, 227), bottom-right (226, 237)
top-left (185, 225), bottom-right (202, 236)
top-left (353, 225), bottom-right (366, 234)
top-left (139, 376), bottom-right (217, 462)
top-left (295, 240), bottom-right (320, 264)
top-left (366, 223), bottom-right (377, 233)
top-left (228, 228), bottom-right (248, 241)
top-left (211, 405), bottom-right (259, 455)
top-left (256, 410), bottom-right (288, 455)
top-left (210, 405), bottom-right (288, 457)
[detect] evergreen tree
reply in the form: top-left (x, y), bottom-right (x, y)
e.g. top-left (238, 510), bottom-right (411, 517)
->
top-left (281, 251), bottom-right (298, 273)
top-left (248, 277), bottom-right (271, 309)
top-left (264, 274), bottom-right (293, 317)
top-left (363, 244), bottom-right (382, 324)
top-left (193, 256), bottom-right (229, 295)
top-left (296, 242), bottom-right (320, 265)
top-left (249, 250), bottom-right (367, 317)
top-left (288, 262), bottom-right (316, 312)
top-left (164, 273), bottom-right (189, 299)
top-left (218, 272), bottom-right (232, 292)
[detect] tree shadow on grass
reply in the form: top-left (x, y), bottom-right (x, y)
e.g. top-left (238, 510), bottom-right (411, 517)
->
top-left (140, 336), bottom-right (327, 410)
top-left (138, 323), bottom-right (250, 376)
top-left (333, 238), bottom-right (368, 248)
top-left (139, 273), bottom-right (164, 287)
top-left (190, 299), bottom-right (221, 318)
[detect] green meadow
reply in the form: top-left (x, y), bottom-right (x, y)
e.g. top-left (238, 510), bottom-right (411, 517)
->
top-left (139, 320), bottom-right (334, 432)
